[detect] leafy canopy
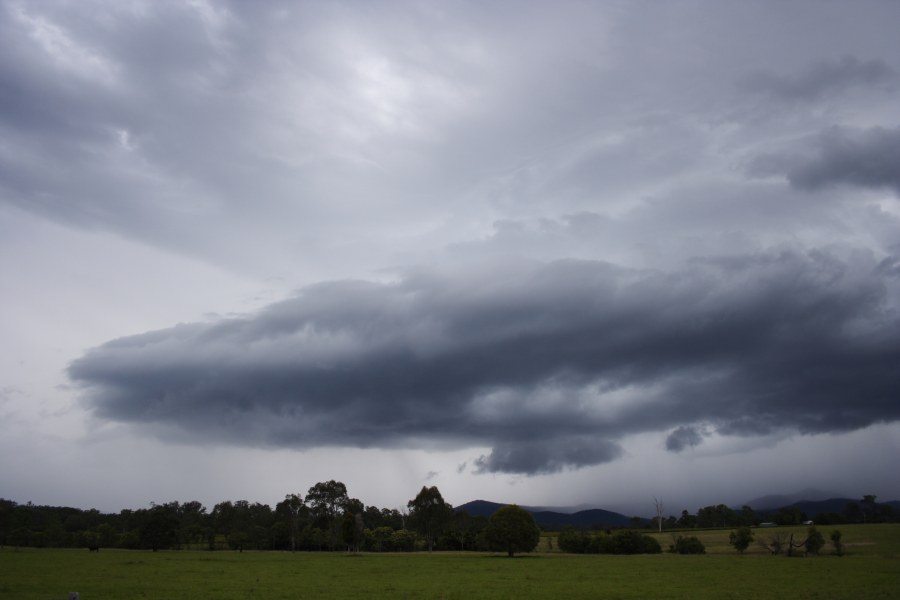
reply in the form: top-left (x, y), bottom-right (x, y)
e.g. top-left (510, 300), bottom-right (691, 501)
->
top-left (483, 504), bottom-right (540, 557)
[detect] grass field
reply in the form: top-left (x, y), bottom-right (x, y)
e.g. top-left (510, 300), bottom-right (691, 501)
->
top-left (2, 524), bottom-right (898, 599)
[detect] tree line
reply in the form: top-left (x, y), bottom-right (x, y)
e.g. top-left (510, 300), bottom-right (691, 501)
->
top-left (0, 483), bottom-right (526, 554)
top-left (649, 495), bottom-right (895, 531)
top-left (1, 485), bottom-right (892, 553)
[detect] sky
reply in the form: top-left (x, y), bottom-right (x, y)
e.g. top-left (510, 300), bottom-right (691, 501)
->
top-left (2, 0), bottom-right (899, 517)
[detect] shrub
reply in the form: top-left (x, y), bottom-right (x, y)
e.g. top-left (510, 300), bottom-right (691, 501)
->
top-left (804, 526), bottom-right (825, 555)
top-left (669, 535), bottom-right (706, 554)
top-left (729, 527), bottom-right (754, 554)
top-left (640, 534), bottom-right (662, 554)
top-left (608, 530), bottom-right (661, 554)
top-left (558, 528), bottom-right (660, 555)
top-left (830, 529), bottom-right (844, 556)
top-left (557, 526), bottom-right (592, 554)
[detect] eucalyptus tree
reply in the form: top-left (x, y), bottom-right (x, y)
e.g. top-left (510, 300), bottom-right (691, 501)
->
top-left (407, 486), bottom-right (454, 551)
top-left (306, 480), bottom-right (350, 550)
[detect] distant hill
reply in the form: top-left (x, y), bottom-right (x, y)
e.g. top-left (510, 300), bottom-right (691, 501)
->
top-left (778, 497), bottom-right (900, 518)
top-left (745, 488), bottom-right (843, 510)
top-left (530, 508), bottom-right (640, 528)
top-left (454, 500), bottom-right (639, 528)
top-left (454, 500), bottom-right (506, 519)
top-left (782, 498), bottom-right (856, 517)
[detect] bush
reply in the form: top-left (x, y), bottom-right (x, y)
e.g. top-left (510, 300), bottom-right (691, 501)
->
top-left (729, 527), bottom-right (754, 554)
top-left (804, 526), bottom-right (825, 555)
top-left (830, 530), bottom-right (844, 557)
top-left (390, 529), bottom-right (416, 552)
top-left (640, 534), bottom-right (662, 554)
top-left (608, 530), bottom-right (661, 555)
top-left (669, 535), bottom-right (706, 554)
top-left (557, 526), bottom-right (592, 554)
top-left (558, 528), bottom-right (660, 555)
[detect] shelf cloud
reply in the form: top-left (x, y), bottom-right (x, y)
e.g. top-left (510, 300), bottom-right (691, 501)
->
top-left (71, 248), bottom-right (900, 474)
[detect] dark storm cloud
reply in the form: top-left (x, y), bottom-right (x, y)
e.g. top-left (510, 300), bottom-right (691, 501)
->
top-left (474, 437), bottom-right (623, 475)
top-left (742, 55), bottom-right (896, 102)
top-left (787, 126), bottom-right (900, 195)
top-left (70, 248), bottom-right (900, 474)
top-left (665, 426), bottom-right (705, 453)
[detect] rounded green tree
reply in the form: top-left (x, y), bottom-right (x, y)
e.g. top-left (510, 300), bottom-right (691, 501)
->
top-left (805, 526), bottom-right (825, 555)
top-left (729, 526), bottom-right (754, 554)
top-left (484, 504), bottom-right (540, 557)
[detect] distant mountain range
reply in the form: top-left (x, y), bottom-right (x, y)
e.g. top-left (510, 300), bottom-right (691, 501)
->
top-left (757, 497), bottom-right (900, 518)
top-left (744, 488), bottom-right (844, 510)
top-left (456, 490), bottom-right (899, 525)
top-left (455, 500), bottom-right (641, 528)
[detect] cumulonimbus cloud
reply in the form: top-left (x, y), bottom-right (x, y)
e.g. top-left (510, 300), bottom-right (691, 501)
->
top-left (69, 248), bottom-right (900, 474)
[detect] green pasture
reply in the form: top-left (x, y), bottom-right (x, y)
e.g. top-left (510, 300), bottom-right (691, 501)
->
top-left (2, 524), bottom-right (897, 600)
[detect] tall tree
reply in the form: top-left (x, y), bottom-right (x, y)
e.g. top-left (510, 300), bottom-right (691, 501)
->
top-left (407, 486), bottom-right (454, 552)
top-left (276, 494), bottom-right (307, 552)
top-left (178, 500), bottom-right (208, 548)
top-left (139, 504), bottom-right (179, 551)
top-left (341, 512), bottom-right (365, 553)
top-left (306, 480), bottom-right (350, 550)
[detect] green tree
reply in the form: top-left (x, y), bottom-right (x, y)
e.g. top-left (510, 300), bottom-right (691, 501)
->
top-left (696, 504), bottom-right (736, 528)
top-left (729, 526), bottom-right (754, 554)
top-left (407, 486), bottom-right (454, 552)
top-left (738, 505), bottom-right (758, 527)
top-left (774, 506), bottom-right (804, 526)
top-left (677, 509), bottom-right (697, 528)
top-left (483, 504), bottom-right (540, 557)
top-left (307, 480), bottom-right (350, 550)
top-left (370, 526), bottom-right (394, 551)
top-left (178, 500), bottom-right (208, 548)
top-left (225, 500), bottom-right (253, 552)
top-left (830, 529), bottom-right (844, 556)
top-left (390, 528), bottom-right (416, 551)
top-left (95, 523), bottom-right (118, 548)
top-left (275, 494), bottom-right (308, 552)
top-left (139, 504), bottom-right (179, 551)
top-left (843, 502), bottom-right (862, 523)
top-left (446, 511), bottom-right (486, 551)
top-left (341, 512), bottom-right (365, 552)
top-left (804, 526), bottom-right (825, 555)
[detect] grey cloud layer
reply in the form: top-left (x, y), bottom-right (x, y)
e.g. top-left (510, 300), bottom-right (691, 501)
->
top-left (749, 126), bottom-right (900, 197)
top-left (742, 55), bottom-right (896, 102)
top-left (5, 0), bottom-right (900, 499)
top-left (70, 249), bottom-right (900, 474)
top-left (5, 3), bottom-right (899, 279)
top-left (789, 126), bottom-right (900, 195)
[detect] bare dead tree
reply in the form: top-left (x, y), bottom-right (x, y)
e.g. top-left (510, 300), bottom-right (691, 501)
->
top-left (758, 531), bottom-right (812, 557)
top-left (758, 532), bottom-right (788, 555)
top-left (653, 497), bottom-right (664, 533)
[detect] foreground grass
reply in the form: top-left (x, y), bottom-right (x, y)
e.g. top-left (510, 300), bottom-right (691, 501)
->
top-left (2, 525), bottom-right (898, 600)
